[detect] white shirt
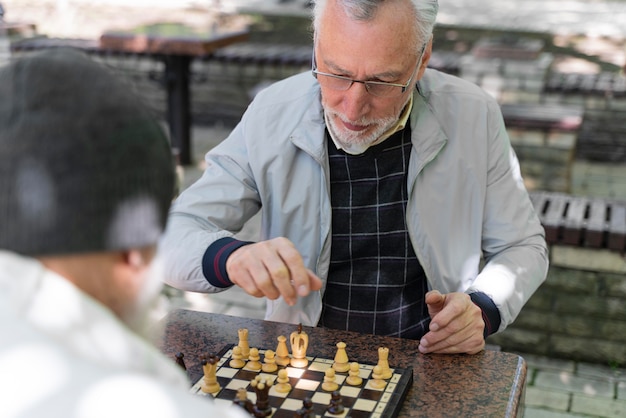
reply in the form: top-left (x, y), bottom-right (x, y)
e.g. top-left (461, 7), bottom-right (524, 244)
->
top-left (0, 251), bottom-right (247, 418)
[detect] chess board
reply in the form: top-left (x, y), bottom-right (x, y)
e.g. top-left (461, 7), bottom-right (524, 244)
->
top-left (190, 345), bottom-right (413, 418)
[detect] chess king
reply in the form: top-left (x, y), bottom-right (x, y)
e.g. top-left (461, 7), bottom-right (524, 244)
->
top-left (290, 324), bottom-right (309, 367)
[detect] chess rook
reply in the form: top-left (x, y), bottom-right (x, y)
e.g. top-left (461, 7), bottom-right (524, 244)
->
top-left (238, 328), bottom-right (250, 360)
top-left (377, 347), bottom-right (392, 379)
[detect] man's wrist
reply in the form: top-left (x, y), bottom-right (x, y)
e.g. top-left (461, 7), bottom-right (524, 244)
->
top-left (202, 237), bottom-right (253, 288)
top-left (468, 291), bottom-right (502, 338)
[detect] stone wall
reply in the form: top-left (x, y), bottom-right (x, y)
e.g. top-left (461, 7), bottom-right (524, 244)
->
top-left (488, 246), bottom-right (626, 367)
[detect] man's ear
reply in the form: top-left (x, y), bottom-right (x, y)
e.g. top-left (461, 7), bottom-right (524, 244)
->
top-left (126, 250), bottom-right (144, 269)
top-left (417, 36), bottom-right (434, 80)
top-left (122, 247), bottom-right (155, 269)
top-left (122, 247), bottom-right (155, 270)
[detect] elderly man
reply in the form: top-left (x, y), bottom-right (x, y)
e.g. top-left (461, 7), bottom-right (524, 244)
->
top-left (0, 49), bottom-right (246, 417)
top-left (161, 0), bottom-right (548, 355)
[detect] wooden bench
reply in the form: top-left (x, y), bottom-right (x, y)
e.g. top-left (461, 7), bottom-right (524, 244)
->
top-left (500, 103), bottom-right (584, 132)
top-left (543, 72), bottom-right (626, 98)
top-left (529, 191), bottom-right (626, 252)
top-left (575, 109), bottom-right (626, 163)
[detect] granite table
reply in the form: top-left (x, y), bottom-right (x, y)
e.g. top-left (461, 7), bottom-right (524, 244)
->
top-left (160, 309), bottom-right (527, 417)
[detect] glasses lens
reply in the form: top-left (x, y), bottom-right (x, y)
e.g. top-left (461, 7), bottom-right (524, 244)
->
top-left (316, 73), bottom-right (352, 91)
top-left (366, 83), bottom-right (403, 98)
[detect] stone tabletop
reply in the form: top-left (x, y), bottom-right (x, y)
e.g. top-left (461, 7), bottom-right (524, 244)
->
top-left (160, 309), bottom-right (527, 417)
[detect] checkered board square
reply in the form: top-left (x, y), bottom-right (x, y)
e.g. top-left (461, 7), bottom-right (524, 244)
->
top-left (190, 345), bottom-right (413, 418)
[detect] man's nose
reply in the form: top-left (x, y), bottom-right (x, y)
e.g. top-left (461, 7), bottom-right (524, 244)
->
top-left (341, 81), bottom-right (371, 122)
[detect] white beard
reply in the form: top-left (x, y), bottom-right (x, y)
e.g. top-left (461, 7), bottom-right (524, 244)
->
top-left (122, 256), bottom-right (169, 343)
top-left (325, 110), bottom-right (398, 155)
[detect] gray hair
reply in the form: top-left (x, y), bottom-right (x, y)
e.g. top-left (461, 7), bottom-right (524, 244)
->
top-left (312, 0), bottom-right (438, 51)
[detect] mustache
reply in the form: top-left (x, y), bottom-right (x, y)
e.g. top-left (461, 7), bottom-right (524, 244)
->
top-left (327, 110), bottom-right (396, 128)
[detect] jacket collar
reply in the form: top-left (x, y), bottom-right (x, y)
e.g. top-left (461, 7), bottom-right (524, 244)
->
top-left (408, 76), bottom-right (448, 174)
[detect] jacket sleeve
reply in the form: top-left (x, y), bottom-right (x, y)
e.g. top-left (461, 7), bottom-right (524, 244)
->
top-left (158, 121), bottom-right (262, 293)
top-left (468, 100), bottom-right (549, 332)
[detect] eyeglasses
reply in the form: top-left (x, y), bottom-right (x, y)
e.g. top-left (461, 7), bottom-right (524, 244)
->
top-left (312, 42), bottom-right (427, 98)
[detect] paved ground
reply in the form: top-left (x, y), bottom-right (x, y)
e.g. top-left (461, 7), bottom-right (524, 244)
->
top-left (4, 1), bottom-right (626, 417)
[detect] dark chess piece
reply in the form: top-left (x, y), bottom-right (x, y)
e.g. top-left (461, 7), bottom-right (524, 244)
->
top-left (175, 352), bottom-right (186, 371)
top-left (251, 376), bottom-right (272, 417)
top-left (326, 390), bottom-right (345, 415)
top-left (294, 397), bottom-right (315, 418)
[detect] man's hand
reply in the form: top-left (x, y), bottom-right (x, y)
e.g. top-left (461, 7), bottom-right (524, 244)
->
top-left (419, 290), bottom-right (485, 355)
top-left (225, 237), bottom-right (323, 306)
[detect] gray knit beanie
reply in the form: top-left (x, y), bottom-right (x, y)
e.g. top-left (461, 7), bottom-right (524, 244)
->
top-left (0, 48), bottom-right (175, 256)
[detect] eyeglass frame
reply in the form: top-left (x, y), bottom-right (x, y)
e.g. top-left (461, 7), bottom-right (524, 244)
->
top-left (311, 41), bottom-right (429, 98)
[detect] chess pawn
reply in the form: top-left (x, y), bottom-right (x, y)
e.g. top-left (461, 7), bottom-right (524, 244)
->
top-left (369, 365), bottom-right (386, 389)
top-left (332, 341), bottom-right (350, 372)
top-left (290, 324), bottom-right (309, 368)
top-left (346, 362), bottom-right (363, 386)
top-left (247, 347), bottom-right (262, 371)
top-left (295, 397), bottom-right (315, 418)
top-left (230, 345), bottom-right (246, 369)
top-left (238, 328), bottom-right (250, 360)
top-left (233, 387), bottom-right (254, 414)
top-left (201, 355), bottom-right (221, 394)
top-left (175, 352), bottom-right (186, 371)
top-left (377, 346), bottom-right (392, 379)
top-left (274, 368), bottom-right (292, 393)
top-left (321, 367), bottom-right (339, 392)
top-left (326, 390), bottom-right (345, 415)
top-left (275, 335), bottom-right (290, 366)
top-left (262, 349), bottom-right (278, 373)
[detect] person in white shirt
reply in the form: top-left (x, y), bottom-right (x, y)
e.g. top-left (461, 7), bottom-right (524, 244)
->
top-left (0, 48), bottom-right (247, 418)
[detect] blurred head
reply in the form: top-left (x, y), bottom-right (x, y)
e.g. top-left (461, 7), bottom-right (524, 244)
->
top-left (311, 0), bottom-right (438, 152)
top-left (0, 48), bottom-right (176, 328)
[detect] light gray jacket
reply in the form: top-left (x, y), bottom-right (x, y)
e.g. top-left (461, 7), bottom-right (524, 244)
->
top-left (160, 69), bottom-right (548, 333)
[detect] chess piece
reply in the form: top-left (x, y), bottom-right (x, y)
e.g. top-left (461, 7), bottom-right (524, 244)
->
top-left (262, 349), bottom-right (278, 373)
top-left (290, 324), bottom-right (309, 368)
top-left (238, 328), bottom-right (250, 360)
top-left (200, 354), bottom-right (222, 394)
top-left (230, 345), bottom-right (246, 368)
top-left (275, 335), bottom-right (290, 366)
top-left (295, 397), bottom-right (315, 418)
top-left (332, 341), bottom-right (350, 372)
top-left (326, 390), bottom-right (345, 415)
top-left (247, 347), bottom-right (262, 371)
top-left (233, 387), bottom-right (254, 414)
top-left (377, 346), bottom-right (392, 379)
top-left (321, 367), bottom-right (338, 392)
top-left (369, 365), bottom-right (386, 389)
top-left (274, 368), bottom-right (291, 393)
top-left (346, 361), bottom-right (363, 386)
top-left (175, 352), bottom-right (186, 371)
top-left (251, 376), bottom-right (272, 417)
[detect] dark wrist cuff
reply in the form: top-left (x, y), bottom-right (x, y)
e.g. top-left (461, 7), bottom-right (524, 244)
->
top-left (469, 291), bottom-right (502, 338)
top-left (202, 237), bottom-right (253, 288)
